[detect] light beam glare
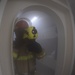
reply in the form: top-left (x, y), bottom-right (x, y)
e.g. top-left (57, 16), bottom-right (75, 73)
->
top-left (31, 17), bottom-right (38, 23)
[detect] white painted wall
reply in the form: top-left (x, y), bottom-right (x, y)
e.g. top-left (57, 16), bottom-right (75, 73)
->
top-left (0, 67), bottom-right (2, 75)
top-left (0, 0), bottom-right (7, 25)
top-left (0, 0), bottom-right (7, 75)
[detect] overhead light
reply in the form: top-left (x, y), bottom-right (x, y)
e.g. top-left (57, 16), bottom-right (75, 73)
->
top-left (31, 16), bottom-right (38, 23)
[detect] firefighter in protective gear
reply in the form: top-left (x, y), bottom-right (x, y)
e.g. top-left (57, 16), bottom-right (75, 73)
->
top-left (13, 18), bottom-right (45, 75)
